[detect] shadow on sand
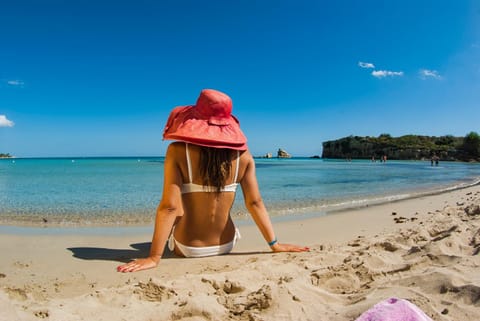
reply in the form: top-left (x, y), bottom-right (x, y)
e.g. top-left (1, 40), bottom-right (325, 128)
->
top-left (67, 242), bottom-right (175, 263)
top-left (68, 243), bottom-right (267, 263)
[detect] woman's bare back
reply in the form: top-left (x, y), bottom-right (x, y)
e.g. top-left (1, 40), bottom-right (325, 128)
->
top-left (172, 143), bottom-right (246, 246)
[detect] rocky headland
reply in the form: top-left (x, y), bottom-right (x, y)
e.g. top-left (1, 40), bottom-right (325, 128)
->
top-left (322, 133), bottom-right (480, 161)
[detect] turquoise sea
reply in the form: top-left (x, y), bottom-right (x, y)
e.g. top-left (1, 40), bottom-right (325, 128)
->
top-left (1, 157), bottom-right (480, 227)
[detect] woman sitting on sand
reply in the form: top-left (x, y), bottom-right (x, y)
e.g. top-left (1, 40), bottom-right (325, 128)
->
top-left (117, 89), bottom-right (309, 273)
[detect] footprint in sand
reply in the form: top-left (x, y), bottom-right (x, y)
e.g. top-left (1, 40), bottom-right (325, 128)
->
top-left (394, 217), bottom-right (408, 224)
top-left (171, 306), bottom-right (215, 320)
top-left (5, 287), bottom-right (28, 301)
top-left (398, 272), bottom-right (480, 306)
top-left (375, 241), bottom-right (399, 252)
top-left (217, 284), bottom-right (272, 317)
top-left (34, 310), bottom-right (49, 319)
top-left (465, 204), bottom-right (480, 216)
top-left (222, 280), bottom-right (245, 294)
top-left (133, 280), bottom-right (177, 302)
top-left (13, 261), bottom-right (30, 268)
top-left (310, 265), bottom-right (374, 295)
top-left (202, 278), bottom-right (245, 295)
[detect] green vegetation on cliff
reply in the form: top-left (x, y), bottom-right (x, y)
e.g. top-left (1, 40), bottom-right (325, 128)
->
top-left (322, 132), bottom-right (480, 161)
top-left (0, 153), bottom-right (12, 158)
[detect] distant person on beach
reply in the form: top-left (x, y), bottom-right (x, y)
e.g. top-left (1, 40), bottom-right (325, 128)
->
top-left (117, 89), bottom-right (309, 272)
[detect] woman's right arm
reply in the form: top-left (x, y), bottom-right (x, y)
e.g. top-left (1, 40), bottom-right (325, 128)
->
top-left (117, 143), bottom-right (184, 272)
top-left (240, 151), bottom-right (309, 253)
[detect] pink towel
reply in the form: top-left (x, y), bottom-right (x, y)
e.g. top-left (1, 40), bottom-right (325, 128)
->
top-left (355, 298), bottom-right (433, 321)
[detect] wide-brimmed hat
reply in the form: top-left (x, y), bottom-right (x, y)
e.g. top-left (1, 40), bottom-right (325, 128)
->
top-left (163, 89), bottom-right (248, 150)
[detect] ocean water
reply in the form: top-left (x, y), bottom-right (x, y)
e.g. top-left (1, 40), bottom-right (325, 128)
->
top-left (1, 157), bottom-right (479, 227)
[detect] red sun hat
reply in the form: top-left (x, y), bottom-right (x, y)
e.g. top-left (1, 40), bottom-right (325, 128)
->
top-left (163, 89), bottom-right (248, 150)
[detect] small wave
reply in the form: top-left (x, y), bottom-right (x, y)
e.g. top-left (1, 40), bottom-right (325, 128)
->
top-left (242, 178), bottom-right (480, 220)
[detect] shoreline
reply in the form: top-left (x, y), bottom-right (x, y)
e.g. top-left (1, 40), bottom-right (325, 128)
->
top-left (1, 184), bottom-right (480, 320)
top-left (1, 177), bottom-right (479, 230)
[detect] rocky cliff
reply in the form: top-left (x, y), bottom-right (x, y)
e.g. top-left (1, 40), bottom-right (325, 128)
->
top-left (322, 134), bottom-right (477, 161)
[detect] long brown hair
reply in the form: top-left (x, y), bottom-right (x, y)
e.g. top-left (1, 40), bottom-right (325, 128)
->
top-left (199, 147), bottom-right (234, 193)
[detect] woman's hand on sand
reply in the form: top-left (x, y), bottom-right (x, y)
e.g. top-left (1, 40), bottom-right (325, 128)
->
top-left (117, 257), bottom-right (158, 273)
top-left (271, 243), bottom-right (310, 253)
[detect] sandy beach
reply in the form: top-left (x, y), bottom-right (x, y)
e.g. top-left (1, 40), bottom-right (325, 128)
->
top-left (1, 185), bottom-right (479, 321)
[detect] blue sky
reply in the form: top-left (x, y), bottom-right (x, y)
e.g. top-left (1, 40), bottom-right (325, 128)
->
top-left (1, 1), bottom-right (479, 157)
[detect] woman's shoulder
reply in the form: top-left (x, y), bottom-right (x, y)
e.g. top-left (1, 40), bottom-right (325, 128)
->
top-left (165, 142), bottom-right (187, 158)
top-left (167, 142), bottom-right (186, 150)
top-left (240, 149), bottom-right (252, 159)
top-left (239, 149), bottom-right (254, 167)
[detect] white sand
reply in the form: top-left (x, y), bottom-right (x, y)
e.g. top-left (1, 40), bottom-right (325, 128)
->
top-left (1, 185), bottom-right (479, 321)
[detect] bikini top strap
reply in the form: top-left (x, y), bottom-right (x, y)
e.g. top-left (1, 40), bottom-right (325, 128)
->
top-left (185, 143), bottom-right (193, 183)
top-left (233, 150), bottom-right (240, 183)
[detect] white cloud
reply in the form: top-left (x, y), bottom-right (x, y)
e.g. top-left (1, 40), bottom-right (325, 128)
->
top-left (371, 70), bottom-right (404, 78)
top-left (7, 80), bottom-right (24, 86)
top-left (358, 61), bottom-right (375, 69)
top-left (359, 62), bottom-right (404, 79)
top-left (419, 69), bottom-right (442, 80)
top-left (0, 115), bottom-right (14, 127)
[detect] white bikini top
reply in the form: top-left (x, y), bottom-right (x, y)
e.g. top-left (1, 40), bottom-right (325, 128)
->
top-left (181, 143), bottom-right (240, 194)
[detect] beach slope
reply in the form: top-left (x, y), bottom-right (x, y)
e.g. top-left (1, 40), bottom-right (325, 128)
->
top-left (1, 185), bottom-right (479, 321)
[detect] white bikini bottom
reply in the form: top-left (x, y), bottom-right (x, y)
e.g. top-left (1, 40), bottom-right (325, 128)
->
top-left (168, 227), bottom-right (241, 258)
